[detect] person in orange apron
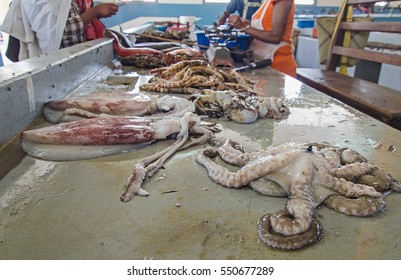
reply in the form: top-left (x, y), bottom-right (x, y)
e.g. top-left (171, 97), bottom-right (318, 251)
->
top-left (227, 0), bottom-right (297, 77)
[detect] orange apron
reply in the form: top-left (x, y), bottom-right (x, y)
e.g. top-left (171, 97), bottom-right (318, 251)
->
top-left (249, 0), bottom-right (296, 77)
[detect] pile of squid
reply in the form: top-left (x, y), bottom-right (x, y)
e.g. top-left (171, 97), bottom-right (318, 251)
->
top-left (105, 29), bottom-right (205, 68)
top-left (140, 60), bottom-right (256, 94)
top-left (20, 92), bottom-right (216, 202)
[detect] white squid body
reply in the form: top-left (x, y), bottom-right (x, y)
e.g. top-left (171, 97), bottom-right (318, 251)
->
top-left (43, 92), bottom-right (195, 123)
top-left (21, 115), bottom-right (197, 161)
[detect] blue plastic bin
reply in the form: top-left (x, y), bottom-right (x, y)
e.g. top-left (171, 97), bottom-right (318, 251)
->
top-left (195, 31), bottom-right (250, 51)
top-left (297, 19), bottom-right (315, 28)
top-left (236, 34), bottom-right (250, 51)
top-left (195, 31), bottom-right (210, 50)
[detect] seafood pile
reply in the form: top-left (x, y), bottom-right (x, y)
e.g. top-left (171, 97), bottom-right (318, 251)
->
top-left (161, 48), bottom-right (206, 66)
top-left (21, 91), bottom-right (217, 201)
top-left (135, 23), bottom-right (191, 42)
top-left (106, 30), bottom-right (205, 68)
top-left (192, 89), bottom-right (289, 123)
top-left (22, 112), bottom-right (215, 201)
top-left (196, 139), bottom-right (401, 250)
top-left (140, 60), bottom-right (256, 94)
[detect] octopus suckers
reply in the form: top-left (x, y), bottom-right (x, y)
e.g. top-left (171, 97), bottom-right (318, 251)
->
top-left (257, 213), bottom-right (324, 250)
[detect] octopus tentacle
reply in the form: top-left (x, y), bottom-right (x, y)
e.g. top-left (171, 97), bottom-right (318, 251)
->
top-left (332, 162), bottom-right (376, 181)
top-left (320, 147), bottom-right (342, 168)
top-left (196, 150), bottom-right (297, 188)
top-left (390, 177), bottom-right (401, 192)
top-left (216, 143), bottom-right (253, 166)
top-left (340, 148), bottom-right (367, 164)
top-left (216, 140), bottom-right (299, 167)
top-left (195, 151), bottom-right (253, 188)
top-left (321, 175), bottom-right (382, 198)
top-left (258, 211), bottom-right (324, 250)
top-left (361, 168), bottom-right (401, 193)
top-left (270, 159), bottom-right (315, 236)
top-left (324, 195), bottom-right (386, 216)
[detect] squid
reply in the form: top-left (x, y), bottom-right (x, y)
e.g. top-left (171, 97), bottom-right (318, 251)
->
top-left (21, 113), bottom-right (213, 161)
top-left (21, 113), bottom-right (215, 202)
top-left (43, 92), bottom-right (195, 123)
top-left (121, 112), bottom-right (215, 202)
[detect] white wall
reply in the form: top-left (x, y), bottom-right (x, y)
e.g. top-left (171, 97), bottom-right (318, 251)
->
top-left (317, 0), bottom-right (342, 7)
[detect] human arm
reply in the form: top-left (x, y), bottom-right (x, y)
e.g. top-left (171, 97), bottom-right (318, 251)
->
top-left (227, 0), bottom-right (293, 44)
top-left (217, 10), bottom-right (231, 25)
top-left (80, 3), bottom-right (119, 26)
top-left (217, 0), bottom-right (241, 25)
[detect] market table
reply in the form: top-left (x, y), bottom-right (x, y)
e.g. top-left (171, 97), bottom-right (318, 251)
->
top-left (0, 50), bottom-right (400, 260)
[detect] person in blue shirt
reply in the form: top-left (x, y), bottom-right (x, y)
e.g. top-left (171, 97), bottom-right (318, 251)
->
top-left (217, 0), bottom-right (265, 25)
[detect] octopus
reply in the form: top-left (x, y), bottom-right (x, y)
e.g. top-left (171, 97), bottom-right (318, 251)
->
top-left (192, 89), bottom-right (289, 123)
top-left (195, 139), bottom-right (401, 250)
top-left (140, 60), bottom-right (256, 94)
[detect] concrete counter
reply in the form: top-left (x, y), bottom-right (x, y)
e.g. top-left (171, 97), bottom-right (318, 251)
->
top-left (0, 59), bottom-right (400, 259)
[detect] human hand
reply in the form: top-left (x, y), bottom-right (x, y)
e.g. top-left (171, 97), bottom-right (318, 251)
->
top-left (93, 3), bottom-right (119, 19)
top-left (217, 11), bottom-right (230, 26)
top-left (217, 16), bottom-right (226, 26)
top-left (227, 15), bottom-right (248, 30)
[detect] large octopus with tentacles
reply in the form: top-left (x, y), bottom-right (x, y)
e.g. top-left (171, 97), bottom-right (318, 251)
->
top-left (195, 139), bottom-right (401, 250)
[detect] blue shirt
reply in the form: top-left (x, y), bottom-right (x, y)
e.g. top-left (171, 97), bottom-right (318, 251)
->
top-left (226, 0), bottom-right (264, 20)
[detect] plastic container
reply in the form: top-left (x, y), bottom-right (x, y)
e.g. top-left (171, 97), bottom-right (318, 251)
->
top-left (179, 16), bottom-right (196, 33)
top-left (195, 31), bottom-right (250, 51)
top-left (195, 31), bottom-right (210, 49)
top-left (297, 19), bottom-right (315, 28)
top-left (223, 34), bottom-right (250, 51)
top-left (154, 25), bottom-right (167, 32)
top-left (236, 34), bottom-right (251, 51)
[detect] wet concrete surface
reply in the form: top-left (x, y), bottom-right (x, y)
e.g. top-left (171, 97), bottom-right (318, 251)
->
top-left (0, 67), bottom-right (400, 260)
